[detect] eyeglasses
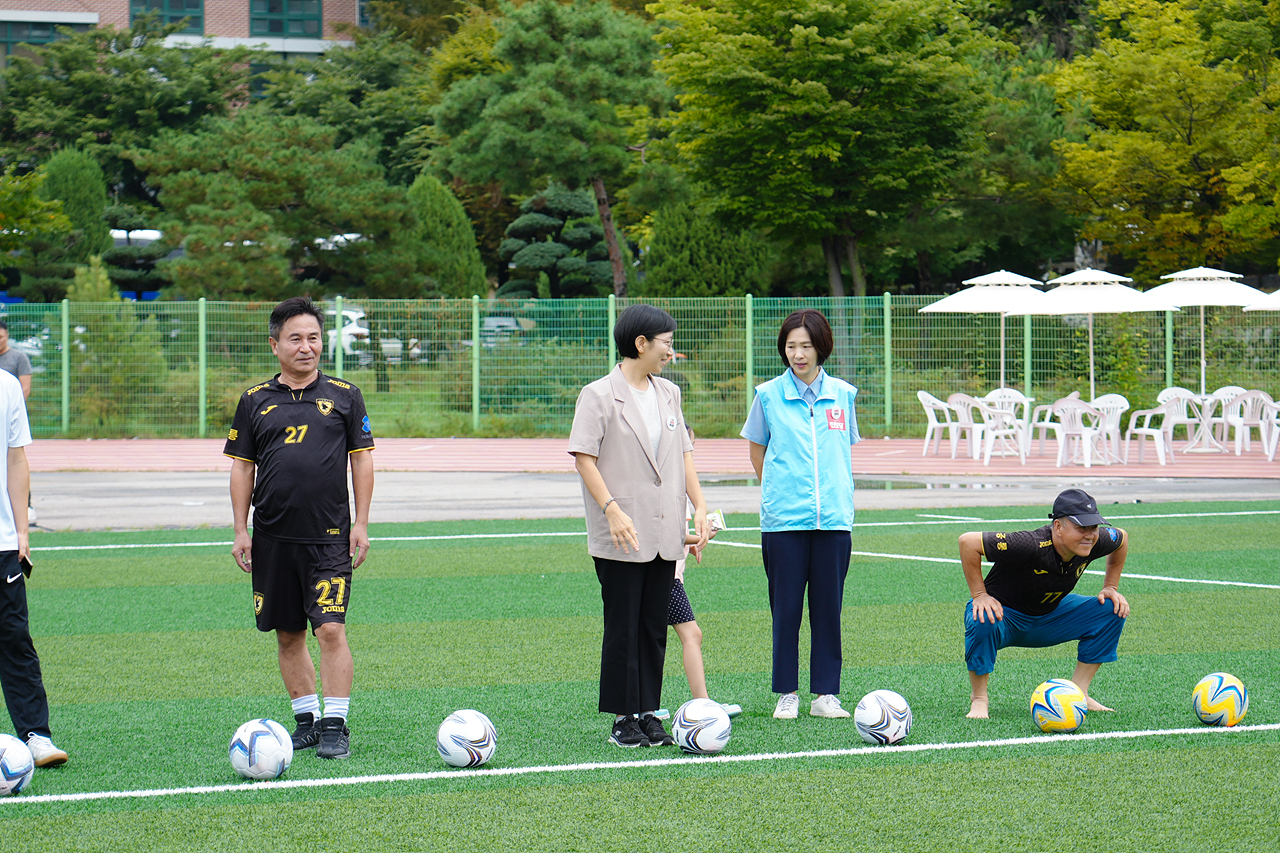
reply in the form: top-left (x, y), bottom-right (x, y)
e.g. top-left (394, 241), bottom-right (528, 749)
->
top-left (650, 335), bottom-right (674, 347)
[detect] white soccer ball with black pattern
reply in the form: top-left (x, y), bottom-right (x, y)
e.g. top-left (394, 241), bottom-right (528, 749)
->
top-left (0, 734), bottom-right (34, 796)
top-left (672, 698), bottom-right (732, 755)
top-left (229, 719), bottom-right (293, 781)
top-left (853, 689), bottom-right (913, 745)
top-left (437, 709), bottom-right (498, 768)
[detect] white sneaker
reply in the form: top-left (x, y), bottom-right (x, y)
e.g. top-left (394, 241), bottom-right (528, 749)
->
top-left (26, 734), bottom-right (68, 767)
top-left (773, 693), bottom-right (799, 719)
top-left (653, 708), bottom-right (670, 721)
top-left (810, 694), bottom-right (851, 718)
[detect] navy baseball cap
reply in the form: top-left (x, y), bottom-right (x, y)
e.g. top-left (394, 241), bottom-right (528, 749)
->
top-left (1049, 488), bottom-right (1108, 527)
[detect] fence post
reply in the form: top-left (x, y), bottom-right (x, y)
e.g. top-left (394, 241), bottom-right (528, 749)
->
top-left (334, 295), bottom-right (344, 379)
top-left (471, 295), bottom-right (480, 432)
top-left (1023, 314), bottom-right (1032, 397)
top-left (744, 293), bottom-right (754, 406)
top-left (883, 292), bottom-right (892, 431)
top-left (198, 297), bottom-right (207, 438)
top-left (607, 293), bottom-right (616, 369)
top-left (1165, 310), bottom-right (1174, 388)
top-left (60, 298), bottom-right (70, 435)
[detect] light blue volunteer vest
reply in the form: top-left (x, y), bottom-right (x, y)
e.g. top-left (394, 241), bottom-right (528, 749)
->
top-left (754, 370), bottom-right (860, 532)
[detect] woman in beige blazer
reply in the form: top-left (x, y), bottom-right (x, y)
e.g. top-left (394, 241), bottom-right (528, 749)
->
top-left (568, 304), bottom-right (709, 749)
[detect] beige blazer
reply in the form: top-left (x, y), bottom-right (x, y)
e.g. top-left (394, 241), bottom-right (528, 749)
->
top-left (568, 366), bottom-right (694, 562)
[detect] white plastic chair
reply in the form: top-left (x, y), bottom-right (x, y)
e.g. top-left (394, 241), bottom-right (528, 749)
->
top-left (1222, 390), bottom-right (1274, 455)
top-left (1156, 386), bottom-right (1198, 443)
top-left (917, 391), bottom-right (959, 457)
top-left (1123, 399), bottom-right (1179, 465)
top-left (1090, 393), bottom-right (1130, 464)
top-left (1027, 391), bottom-right (1079, 456)
top-left (975, 400), bottom-right (1026, 466)
top-left (984, 388), bottom-right (1032, 454)
top-left (1208, 385), bottom-right (1247, 442)
top-left (1262, 399), bottom-right (1280, 462)
top-left (1053, 398), bottom-right (1105, 468)
top-left (945, 393), bottom-right (986, 460)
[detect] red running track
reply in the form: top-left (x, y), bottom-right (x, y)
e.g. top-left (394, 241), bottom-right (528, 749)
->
top-left (24, 437), bottom-right (1280, 478)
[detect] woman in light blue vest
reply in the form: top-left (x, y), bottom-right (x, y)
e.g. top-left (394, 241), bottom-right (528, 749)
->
top-left (740, 309), bottom-right (860, 720)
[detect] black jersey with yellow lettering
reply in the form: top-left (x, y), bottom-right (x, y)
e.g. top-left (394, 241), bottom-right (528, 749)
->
top-left (980, 524), bottom-right (1123, 616)
top-left (224, 372), bottom-right (374, 543)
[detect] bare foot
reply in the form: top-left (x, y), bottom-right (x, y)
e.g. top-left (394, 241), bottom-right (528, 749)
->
top-left (1085, 697), bottom-right (1114, 712)
top-left (966, 697), bottom-right (989, 719)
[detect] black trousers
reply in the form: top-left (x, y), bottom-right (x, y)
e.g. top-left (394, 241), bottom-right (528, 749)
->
top-left (0, 551), bottom-right (51, 739)
top-left (594, 555), bottom-right (675, 715)
top-left (762, 529), bottom-right (852, 696)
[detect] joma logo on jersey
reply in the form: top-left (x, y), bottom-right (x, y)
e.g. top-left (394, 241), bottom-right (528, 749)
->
top-left (316, 398), bottom-right (335, 416)
top-left (326, 378), bottom-right (351, 390)
top-left (259, 405), bottom-right (277, 416)
top-left (322, 605), bottom-right (345, 614)
top-left (327, 528), bottom-right (340, 535)
top-left (1039, 540), bottom-right (1052, 548)
top-left (227, 428), bottom-right (238, 441)
top-left (246, 382), bottom-right (271, 395)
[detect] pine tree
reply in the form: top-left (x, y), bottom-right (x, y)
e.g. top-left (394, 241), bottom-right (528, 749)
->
top-left (18, 149), bottom-right (112, 301)
top-left (407, 174), bottom-right (487, 297)
top-left (639, 203), bottom-right (773, 298)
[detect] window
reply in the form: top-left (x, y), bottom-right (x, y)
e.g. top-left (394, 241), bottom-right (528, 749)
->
top-left (0, 22), bottom-right (92, 70)
top-left (251, 0), bottom-right (321, 38)
top-left (131, 0), bottom-right (204, 35)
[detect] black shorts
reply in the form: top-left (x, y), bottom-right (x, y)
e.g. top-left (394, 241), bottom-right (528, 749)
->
top-left (251, 534), bottom-right (353, 633)
top-left (668, 578), bottom-right (695, 626)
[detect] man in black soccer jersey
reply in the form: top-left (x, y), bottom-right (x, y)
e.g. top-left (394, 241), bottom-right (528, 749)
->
top-left (959, 489), bottom-right (1129, 720)
top-left (224, 297), bottom-right (375, 759)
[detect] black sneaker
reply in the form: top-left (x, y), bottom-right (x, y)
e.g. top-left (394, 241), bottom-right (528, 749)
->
top-left (316, 716), bottom-right (351, 759)
top-left (639, 714), bottom-right (675, 747)
top-left (607, 716), bottom-right (646, 748)
top-left (291, 713), bottom-right (321, 750)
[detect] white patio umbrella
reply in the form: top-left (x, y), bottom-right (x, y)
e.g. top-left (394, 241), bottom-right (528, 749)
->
top-left (1243, 289), bottom-right (1280, 311)
top-left (1004, 268), bottom-right (1180, 399)
top-left (918, 270), bottom-right (1047, 388)
top-left (1144, 267), bottom-right (1267, 394)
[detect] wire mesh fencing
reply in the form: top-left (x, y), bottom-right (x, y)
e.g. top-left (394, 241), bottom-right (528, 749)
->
top-left (14, 296), bottom-right (1279, 439)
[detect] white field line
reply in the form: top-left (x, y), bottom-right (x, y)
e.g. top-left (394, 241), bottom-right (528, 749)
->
top-left (5, 722), bottom-right (1277, 806)
top-left (917, 514), bottom-right (984, 520)
top-left (708, 540), bottom-right (1280, 589)
top-left (32, 508), bottom-right (1280, 553)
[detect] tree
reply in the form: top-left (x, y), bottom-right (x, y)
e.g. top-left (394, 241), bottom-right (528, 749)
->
top-left (407, 174), bottom-right (487, 297)
top-left (431, 0), bottom-right (663, 295)
top-left (17, 149), bottom-right (112, 302)
top-left (0, 16), bottom-right (262, 205)
top-left (0, 167), bottom-right (69, 255)
top-left (366, 0), bottom-right (501, 52)
top-left (101, 205), bottom-right (174, 299)
top-left (498, 183), bottom-right (613, 299)
top-left (254, 30), bottom-right (438, 187)
top-left (639, 203), bottom-right (772, 298)
top-left (1051, 0), bottom-right (1272, 279)
top-left (652, 0), bottom-right (990, 296)
top-left (133, 113), bottom-right (427, 299)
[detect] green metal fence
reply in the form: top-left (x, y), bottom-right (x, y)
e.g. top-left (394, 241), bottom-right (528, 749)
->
top-left (14, 296), bottom-right (1280, 439)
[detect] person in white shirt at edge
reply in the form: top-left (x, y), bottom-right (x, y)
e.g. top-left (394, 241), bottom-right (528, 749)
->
top-left (741, 309), bottom-right (861, 720)
top-left (0, 369), bottom-right (67, 766)
top-left (569, 304), bottom-right (710, 749)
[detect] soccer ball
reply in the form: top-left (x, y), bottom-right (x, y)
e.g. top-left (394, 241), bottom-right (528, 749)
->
top-left (853, 690), bottom-right (913, 745)
top-left (671, 699), bottom-right (732, 755)
top-left (1030, 679), bottom-right (1088, 733)
top-left (229, 719), bottom-right (293, 781)
top-left (1192, 672), bottom-right (1248, 727)
top-left (436, 709), bottom-right (498, 768)
top-left (0, 735), bottom-right (34, 796)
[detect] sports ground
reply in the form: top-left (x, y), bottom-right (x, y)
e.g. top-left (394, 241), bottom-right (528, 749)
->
top-left (2, 441), bottom-right (1277, 851)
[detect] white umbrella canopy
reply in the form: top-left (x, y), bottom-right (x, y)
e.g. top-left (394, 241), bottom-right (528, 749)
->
top-left (1243, 289), bottom-right (1280, 311)
top-left (1145, 267), bottom-right (1268, 393)
top-left (918, 270), bottom-right (1047, 387)
top-left (1003, 268), bottom-right (1181, 398)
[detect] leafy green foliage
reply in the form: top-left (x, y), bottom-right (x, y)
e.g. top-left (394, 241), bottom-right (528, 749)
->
top-left (0, 15), bottom-right (262, 205)
top-left (407, 174), bottom-right (487, 297)
top-left (639, 202), bottom-right (773, 297)
top-left (0, 166), bottom-right (69, 255)
top-left (133, 113), bottom-right (427, 299)
top-left (498, 184), bottom-right (612, 298)
top-left (366, 0), bottom-right (501, 52)
top-left (101, 205), bottom-right (173, 298)
top-left (15, 150), bottom-right (112, 302)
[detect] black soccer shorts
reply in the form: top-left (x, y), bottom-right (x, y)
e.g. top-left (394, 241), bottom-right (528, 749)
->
top-left (250, 535), bottom-right (353, 633)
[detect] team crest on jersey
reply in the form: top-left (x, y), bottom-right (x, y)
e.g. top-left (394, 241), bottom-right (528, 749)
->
top-left (253, 592), bottom-right (264, 615)
top-left (316, 398), bottom-right (335, 416)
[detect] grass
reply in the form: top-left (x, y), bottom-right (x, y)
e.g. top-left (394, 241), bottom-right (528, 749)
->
top-left (2, 500), bottom-right (1278, 851)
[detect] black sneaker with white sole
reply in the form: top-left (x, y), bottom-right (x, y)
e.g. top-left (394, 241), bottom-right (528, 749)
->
top-left (291, 713), bottom-right (321, 750)
top-left (608, 716), bottom-right (646, 748)
top-left (316, 716), bottom-right (351, 759)
top-left (638, 714), bottom-right (674, 747)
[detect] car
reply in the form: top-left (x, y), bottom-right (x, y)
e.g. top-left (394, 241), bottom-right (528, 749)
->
top-left (325, 305), bottom-right (439, 365)
top-left (461, 316), bottom-right (528, 348)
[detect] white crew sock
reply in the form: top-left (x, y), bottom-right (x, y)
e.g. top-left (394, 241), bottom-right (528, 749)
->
top-left (291, 693), bottom-right (320, 719)
top-left (323, 696), bottom-right (350, 721)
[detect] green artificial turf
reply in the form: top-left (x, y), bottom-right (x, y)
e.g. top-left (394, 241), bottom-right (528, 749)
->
top-left (1, 499), bottom-right (1276, 851)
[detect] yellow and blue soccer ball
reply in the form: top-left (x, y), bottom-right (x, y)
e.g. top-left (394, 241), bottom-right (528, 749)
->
top-left (1030, 679), bottom-right (1088, 733)
top-left (1192, 672), bottom-right (1248, 727)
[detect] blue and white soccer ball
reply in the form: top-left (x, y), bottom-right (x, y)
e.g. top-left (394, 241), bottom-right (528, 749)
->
top-left (853, 689), bottom-right (913, 745)
top-left (229, 719), bottom-right (293, 781)
top-left (437, 709), bottom-right (498, 768)
top-left (0, 734), bottom-right (34, 796)
top-left (1192, 672), bottom-right (1248, 727)
top-left (672, 698), bottom-right (732, 755)
top-left (1030, 679), bottom-right (1088, 734)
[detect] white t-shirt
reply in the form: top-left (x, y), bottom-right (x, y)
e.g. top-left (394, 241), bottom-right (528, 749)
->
top-left (0, 370), bottom-right (30, 549)
top-left (630, 379), bottom-right (662, 461)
